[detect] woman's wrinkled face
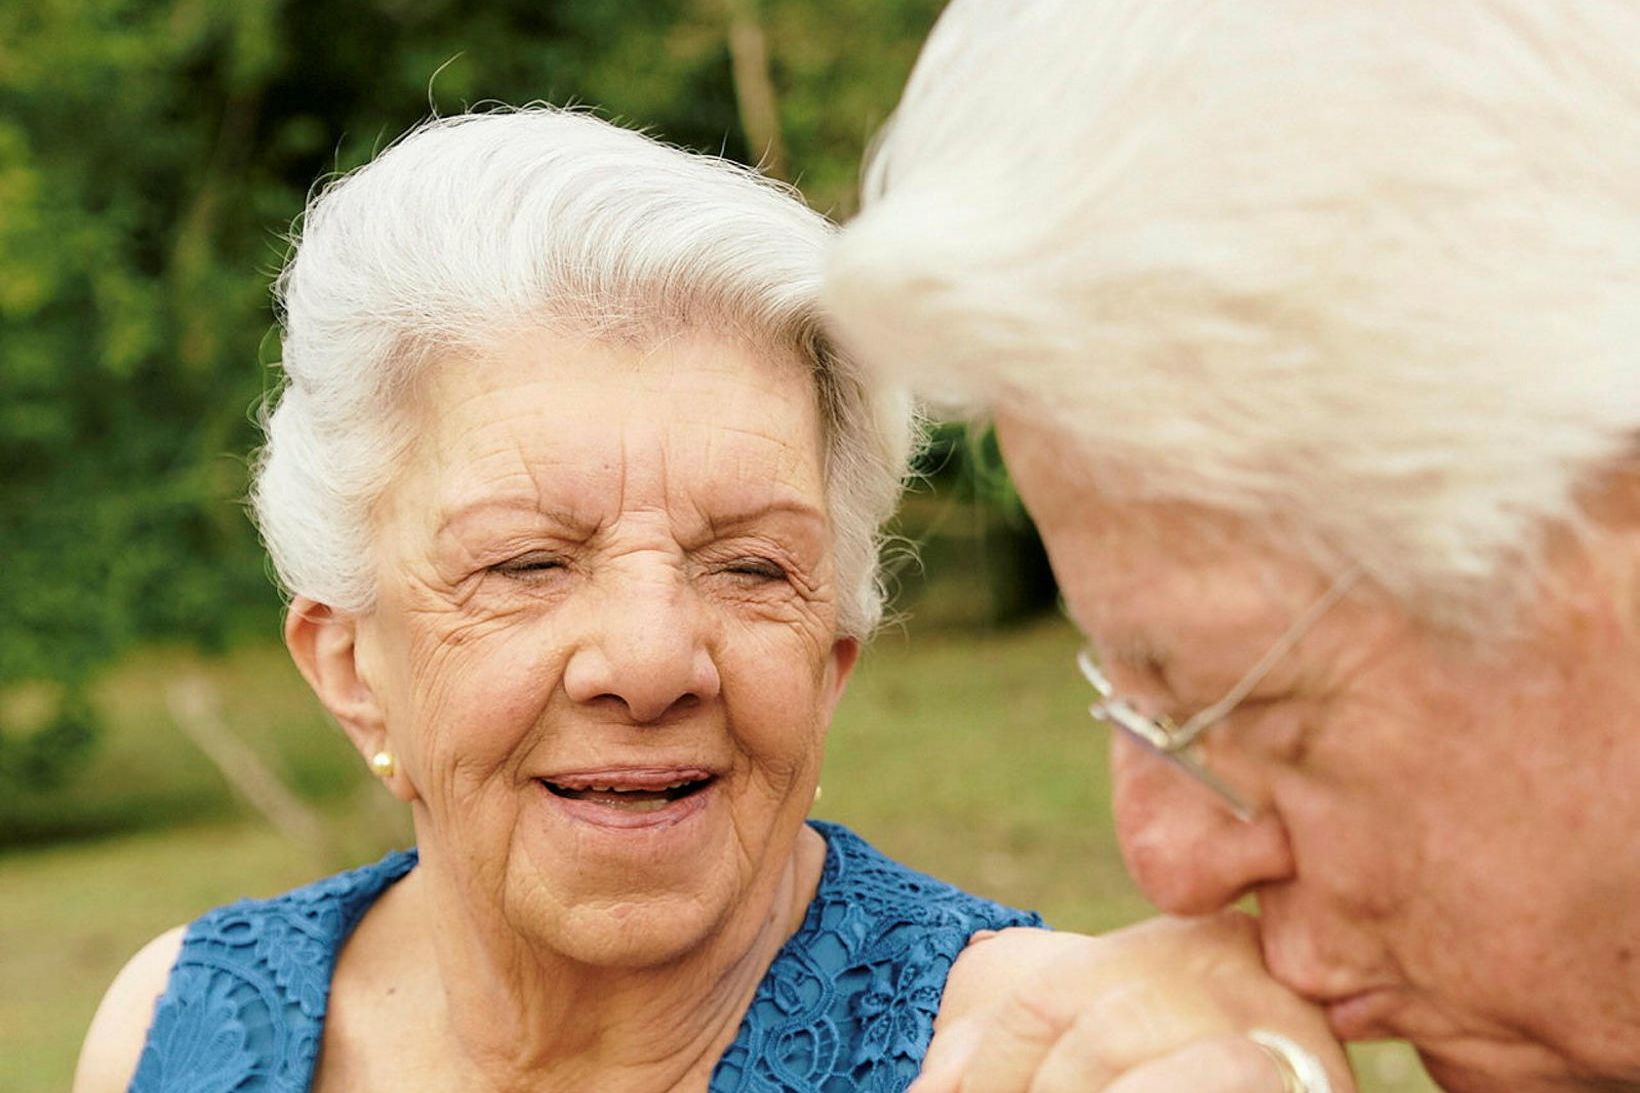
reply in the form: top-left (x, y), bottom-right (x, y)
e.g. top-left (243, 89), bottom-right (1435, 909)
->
top-left (356, 329), bottom-right (856, 968)
top-left (997, 415), bottom-right (1640, 1092)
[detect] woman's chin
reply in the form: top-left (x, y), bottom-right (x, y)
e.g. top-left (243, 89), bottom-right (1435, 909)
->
top-left (507, 778), bottom-right (767, 968)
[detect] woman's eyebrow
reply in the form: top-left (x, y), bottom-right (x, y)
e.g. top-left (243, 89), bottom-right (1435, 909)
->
top-left (433, 498), bottom-right (592, 544)
top-left (703, 499), bottom-right (829, 538)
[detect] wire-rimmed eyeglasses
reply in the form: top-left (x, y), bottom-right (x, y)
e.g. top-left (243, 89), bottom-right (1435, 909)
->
top-left (1076, 570), bottom-right (1359, 821)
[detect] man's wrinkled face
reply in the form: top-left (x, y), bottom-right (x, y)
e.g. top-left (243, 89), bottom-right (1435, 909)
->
top-left (998, 413), bottom-right (1640, 1092)
top-left (356, 328), bottom-right (856, 968)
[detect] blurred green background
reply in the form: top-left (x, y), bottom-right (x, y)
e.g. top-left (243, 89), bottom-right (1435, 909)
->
top-left (0, 1), bottom-right (1435, 1089)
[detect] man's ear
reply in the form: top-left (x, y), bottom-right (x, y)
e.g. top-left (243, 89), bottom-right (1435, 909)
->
top-left (284, 597), bottom-right (408, 799)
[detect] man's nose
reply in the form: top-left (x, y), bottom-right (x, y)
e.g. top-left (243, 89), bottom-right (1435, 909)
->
top-left (561, 568), bottom-right (721, 723)
top-left (1110, 734), bottom-right (1295, 915)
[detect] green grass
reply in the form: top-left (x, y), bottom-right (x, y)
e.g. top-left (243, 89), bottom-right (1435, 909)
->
top-left (822, 620), bottom-right (1151, 934)
top-left (0, 823), bottom-right (321, 1088)
top-left (0, 643), bottom-right (360, 846)
top-left (0, 618), bottom-right (1435, 1092)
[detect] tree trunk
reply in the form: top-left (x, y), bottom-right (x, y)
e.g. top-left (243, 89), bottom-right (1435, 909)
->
top-left (724, 0), bottom-right (788, 179)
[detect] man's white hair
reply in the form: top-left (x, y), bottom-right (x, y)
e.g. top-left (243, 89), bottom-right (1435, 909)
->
top-left (824, 0), bottom-right (1640, 630)
top-left (254, 107), bottom-right (914, 638)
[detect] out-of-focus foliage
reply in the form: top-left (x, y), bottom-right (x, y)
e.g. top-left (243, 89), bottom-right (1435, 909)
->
top-left (0, 0), bottom-right (946, 787)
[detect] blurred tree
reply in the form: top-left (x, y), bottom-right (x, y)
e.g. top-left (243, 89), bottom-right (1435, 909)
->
top-left (0, 0), bottom-right (948, 792)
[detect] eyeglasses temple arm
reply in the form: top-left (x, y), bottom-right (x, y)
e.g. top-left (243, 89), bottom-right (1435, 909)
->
top-left (1173, 568), bottom-right (1360, 748)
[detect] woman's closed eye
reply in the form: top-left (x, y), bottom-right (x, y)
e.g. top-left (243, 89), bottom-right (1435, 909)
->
top-left (718, 556), bottom-right (789, 583)
top-left (491, 552), bottom-right (568, 581)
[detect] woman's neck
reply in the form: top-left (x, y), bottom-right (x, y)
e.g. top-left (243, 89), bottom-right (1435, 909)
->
top-left (341, 825), bottom-right (827, 1093)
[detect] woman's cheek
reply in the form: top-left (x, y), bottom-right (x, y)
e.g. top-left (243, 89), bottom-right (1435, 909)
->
top-left (411, 633), bottom-right (560, 774)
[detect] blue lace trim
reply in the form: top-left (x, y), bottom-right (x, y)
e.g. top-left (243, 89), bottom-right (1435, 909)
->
top-left (132, 821), bottom-right (1040, 1091)
top-left (712, 822), bottom-right (1043, 1091)
top-left (131, 852), bottom-right (413, 1092)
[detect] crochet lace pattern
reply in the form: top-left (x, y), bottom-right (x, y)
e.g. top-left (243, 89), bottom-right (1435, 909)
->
top-left (132, 820), bottom-right (1041, 1091)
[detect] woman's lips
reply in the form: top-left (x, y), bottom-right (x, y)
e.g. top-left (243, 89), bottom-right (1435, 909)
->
top-left (536, 768), bottom-right (717, 828)
top-left (544, 767), bottom-right (715, 788)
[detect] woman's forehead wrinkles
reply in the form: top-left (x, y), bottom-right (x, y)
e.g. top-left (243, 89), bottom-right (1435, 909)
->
top-left (430, 488), bottom-right (827, 553)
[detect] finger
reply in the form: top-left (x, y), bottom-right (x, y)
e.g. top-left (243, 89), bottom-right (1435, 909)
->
top-left (944, 956), bottom-right (1243, 1093)
top-left (908, 1016), bottom-right (985, 1093)
top-left (1095, 1035), bottom-right (1290, 1093)
top-left (1019, 979), bottom-right (1234, 1093)
top-left (1011, 1006), bottom-right (1123, 1093)
top-left (947, 983), bottom-right (1081, 1093)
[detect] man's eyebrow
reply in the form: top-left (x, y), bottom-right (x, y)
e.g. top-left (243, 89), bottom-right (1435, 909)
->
top-left (1101, 638), bottom-right (1170, 676)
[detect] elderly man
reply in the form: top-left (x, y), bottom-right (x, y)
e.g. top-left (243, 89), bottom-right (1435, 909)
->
top-left (826, 2), bottom-right (1640, 1091)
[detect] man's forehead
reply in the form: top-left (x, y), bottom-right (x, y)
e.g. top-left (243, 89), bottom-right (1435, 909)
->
top-left (1073, 547), bottom-right (1313, 664)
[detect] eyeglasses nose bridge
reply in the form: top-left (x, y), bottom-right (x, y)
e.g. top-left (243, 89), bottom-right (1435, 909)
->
top-left (1090, 696), bottom-right (1179, 754)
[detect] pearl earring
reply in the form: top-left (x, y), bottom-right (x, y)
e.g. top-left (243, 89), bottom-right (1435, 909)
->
top-left (369, 750), bottom-right (396, 779)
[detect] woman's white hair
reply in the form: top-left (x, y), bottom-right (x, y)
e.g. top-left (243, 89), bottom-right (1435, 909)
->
top-left (254, 107), bottom-right (914, 638)
top-left (824, 0), bottom-right (1640, 630)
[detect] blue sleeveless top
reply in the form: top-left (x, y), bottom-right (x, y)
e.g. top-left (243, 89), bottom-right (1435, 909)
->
top-left (132, 820), bottom-right (1041, 1091)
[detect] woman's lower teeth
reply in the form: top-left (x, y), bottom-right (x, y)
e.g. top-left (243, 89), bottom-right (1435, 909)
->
top-left (588, 792), bottom-right (669, 812)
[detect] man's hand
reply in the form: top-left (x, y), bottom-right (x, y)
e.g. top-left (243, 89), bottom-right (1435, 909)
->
top-left (914, 912), bottom-right (1354, 1092)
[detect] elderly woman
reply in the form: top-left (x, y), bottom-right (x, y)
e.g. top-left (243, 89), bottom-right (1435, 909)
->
top-left (70, 108), bottom-right (1045, 1092)
top-left (826, 2), bottom-right (1640, 1091)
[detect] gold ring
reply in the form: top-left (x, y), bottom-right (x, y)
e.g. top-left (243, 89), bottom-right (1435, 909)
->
top-left (1247, 1029), bottom-right (1333, 1093)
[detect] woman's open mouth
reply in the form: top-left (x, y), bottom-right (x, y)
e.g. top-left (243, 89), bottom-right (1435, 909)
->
top-left (541, 776), bottom-right (714, 813)
top-left (536, 767), bottom-right (719, 823)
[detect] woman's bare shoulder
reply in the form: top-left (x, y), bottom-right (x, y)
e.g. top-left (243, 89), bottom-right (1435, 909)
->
top-left (71, 925), bottom-right (186, 1093)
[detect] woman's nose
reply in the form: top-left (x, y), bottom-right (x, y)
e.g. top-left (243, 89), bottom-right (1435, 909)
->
top-left (561, 572), bottom-right (722, 723)
top-left (1110, 735), bottom-right (1295, 915)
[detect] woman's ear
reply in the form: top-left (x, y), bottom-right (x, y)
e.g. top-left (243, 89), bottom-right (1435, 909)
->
top-left (823, 636), bottom-right (862, 717)
top-left (284, 597), bottom-right (409, 800)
